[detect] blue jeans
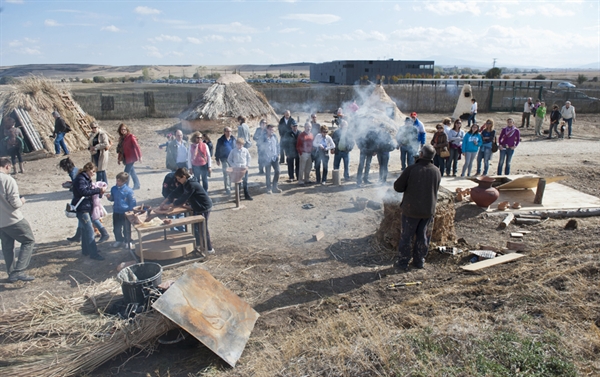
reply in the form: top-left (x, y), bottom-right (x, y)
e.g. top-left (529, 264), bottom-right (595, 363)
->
top-left (219, 158), bottom-right (231, 191)
top-left (356, 152), bottom-right (372, 184)
top-left (564, 118), bottom-right (573, 137)
top-left (476, 146), bottom-right (493, 175)
top-left (76, 212), bottom-right (99, 257)
top-left (467, 113), bottom-right (477, 127)
top-left (399, 145), bottom-right (414, 170)
top-left (54, 132), bottom-right (69, 155)
top-left (433, 155), bottom-right (446, 176)
top-left (124, 163), bottom-right (140, 189)
top-left (461, 152), bottom-right (477, 177)
top-left (333, 151), bottom-right (350, 180)
top-left (446, 147), bottom-right (460, 175)
top-left (314, 150), bottom-right (330, 183)
top-left (113, 213), bottom-right (131, 243)
top-left (397, 215), bottom-right (433, 267)
top-left (497, 148), bottom-right (515, 175)
top-left (192, 164), bottom-right (209, 192)
top-left (377, 151), bottom-right (390, 182)
top-left (0, 218), bottom-right (35, 275)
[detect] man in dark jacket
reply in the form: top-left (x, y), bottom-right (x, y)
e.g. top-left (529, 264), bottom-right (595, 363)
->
top-left (278, 110), bottom-right (296, 163)
top-left (331, 120), bottom-right (354, 181)
top-left (283, 124), bottom-right (300, 181)
top-left (51, 111), bottom-right (70, 155)
top-left (356, 127), bottom-right (378, 186)
top-left (160, 167), bottom-right (214, 254)
top-left (215, 127), bottom-right (236, 194)
top-left (393, 145), bottom-right (441, 271)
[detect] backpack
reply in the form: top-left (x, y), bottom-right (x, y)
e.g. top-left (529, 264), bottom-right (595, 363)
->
top-left (64, 123), bottom-right (72, 132)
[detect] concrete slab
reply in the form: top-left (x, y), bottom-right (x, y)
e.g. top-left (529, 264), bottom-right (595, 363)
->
top-left (441, 175), bottom-right (600, 212)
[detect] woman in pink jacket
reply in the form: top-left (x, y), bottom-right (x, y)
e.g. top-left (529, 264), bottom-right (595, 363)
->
top-left (116, 123), bottom-right (142, 190)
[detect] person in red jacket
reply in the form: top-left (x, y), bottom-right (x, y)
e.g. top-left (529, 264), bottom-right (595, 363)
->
top-left (296, 122), bottom-right (314, 186)
top-left (116, 123), bottom-right (142, 190)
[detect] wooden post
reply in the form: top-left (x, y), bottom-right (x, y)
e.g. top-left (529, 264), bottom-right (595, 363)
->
top-left (499, 213), bottom-right (514, 229)
top-left (534, 178), bottom-right (546, 204)
top-left (234, 183), bottom-right (241, 208)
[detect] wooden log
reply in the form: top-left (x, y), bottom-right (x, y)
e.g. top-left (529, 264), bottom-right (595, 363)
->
top-left (534, 178), bottom-right (546, 204)
top-left (510, 232), bottom-right (523, 238)
top-left (506, 241), bottom-right (528, 251)
top-left (499, 213), bottom-right (514, 229)
top-left (515, 214), bottom-right (542, 219)
top-left (534, 208), bottom-right (600, 219)
top-left (313, 231), bottom-right (325, 241)
top-left (514, 218), bottom-right (541, 225)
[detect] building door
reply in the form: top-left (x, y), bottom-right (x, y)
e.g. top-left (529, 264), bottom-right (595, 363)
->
top-left (329, 76), bottom-right (335, 83)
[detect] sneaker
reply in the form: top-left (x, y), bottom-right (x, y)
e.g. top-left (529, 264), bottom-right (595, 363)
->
top-left (8, 273), bottom-right (35, 282)
top-left (225, 189), bottom-right (231, 195)
top-left (123, 243), bottom-right (135, 250)
top-left (364, 180), bottom-right (373, 185)
top-left (112, 241), bottom-right (123, 248)
top-left (206, 248), bottom-right (215, 255)
top-left (272, 187), bottom-right (282, 193)
top-left (266, 189), bottom-right (272, 194)
top-left (244, 195), bottom-right (254, 201)
top-left (89, 254), bottom-right (105, 261)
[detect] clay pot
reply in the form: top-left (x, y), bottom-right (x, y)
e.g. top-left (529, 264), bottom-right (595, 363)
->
top-left (512, 202), bottom-right (521, 209)
top-left (470, 176), bottom-right (500, 208)
top-left (497, 201), bottom-right (510, 211)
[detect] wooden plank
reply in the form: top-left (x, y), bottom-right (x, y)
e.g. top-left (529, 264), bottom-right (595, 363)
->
top-left (497, 175), bottom-right (567, 190)
top-left (462, 253), bottom-right (525, 271)
top-left (506, 241), bottom-right (528, 251)
top-left (499, 213), bottom-right (514, 229)
top-left (510, 232), bottom-right (523, 238)
top-left (313, 231), bottom-right (325, 241)
top-left (514, 218), bottom-right (541, 225)
top-left (534, 178), bottom-right (546, 204)
top-left (13, 108), bottom-right (42, 151)
top-left (20, 109), bottom-right (44, 150)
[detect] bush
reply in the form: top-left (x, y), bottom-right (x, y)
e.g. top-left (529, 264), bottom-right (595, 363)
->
top-left (503, 75), bottom-right (511, 79)
top-left (485, 67), bottom-right (502, 79)
top-left (93, 76), bottom-right (107, 83)
top-left (534, 74), bottom-right (546, 80)
top-left (81, 78), bottom-right (93, 83)
top-left (577, 74), bottom-right (588, 84)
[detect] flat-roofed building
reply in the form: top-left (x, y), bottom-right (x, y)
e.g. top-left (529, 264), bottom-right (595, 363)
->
top-left (310, 59), bottom-right (434, 85)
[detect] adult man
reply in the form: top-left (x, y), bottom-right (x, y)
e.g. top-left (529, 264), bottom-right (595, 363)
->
top-left (410, 112), bottom-right (426, 147)
top-left (467, 98), bottom-right (478, 127)
top-left (227, 138), bottom-right (253, 200)
top-left (215, 127), bottom-right (237, 195)
top-left (253, 119), bottom-right (267, 174)
top-left (88, 122), bottom-right (111, 183)
top-left (310, 113), bottom-right (321, 137)
top-left (0, 157), bottom-right (35, 282)
top-left (393, 145), bottom-right (441, 271)
top-left (375, 124), bottom-right (396, 184)
top-left (51, 111), bottom-right (70, 155)
top-left (262, 124), bottom-right (281, 193)
top-left (560, 101), bottom-right (576, 138)
top-left (534, 101), bottom-right (547, 137)
top-left (165, 130), bottom-right (189, 171)
top-left (497, 118), bottom-right (520, 175)
top-left (396, 117), bottom-right (419, 170)
top-left (332, 119), bottom-right (355, 181)
top-left (296, 122), bottom-right (314, 186)
top-left (356, 126), bottom-right (378, 186)
top-left (237, 116), bottom-right (252, 148)
top-left (278, 110), bottom-right (296, 163)
top-left (283, 123), bottom-right (300, 181)
top-left (521, 98), bottom-right (533, 128)
top-left (547, 104), bottom-right (562, 139)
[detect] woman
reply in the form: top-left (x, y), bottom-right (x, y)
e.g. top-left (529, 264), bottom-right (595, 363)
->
top-left (253, 119), bottom-right (267, 174)
top-left (188, 132), bottom-right (211, 192)
top-left (445, 119), bottom-right (464, 177)
top-left (476, 119), bottom-right (496, 176)
top-left (430, 124), bottom-right (449, 176)
top-left (160, 167), bottom-right (214, 254)
top-left (547, 104), bottom-right (562, 139)
top-left (461, 124), bottom-right (482, 177)
top-left (71, 162), bottom-right (106, 260)
top-left (312, 125), bottom-right (335, 185)
top-left (116, 123), bottom-right (142, 190)
top-left (88, 122), bottom-right (111, 183)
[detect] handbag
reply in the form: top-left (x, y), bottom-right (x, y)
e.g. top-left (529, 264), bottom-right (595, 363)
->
top-left (492, 137), bottom-right (499, 153)
top-left (440, 147), bottom-right (450, 158)
top-left (65, 197), bottom-right (85, 218)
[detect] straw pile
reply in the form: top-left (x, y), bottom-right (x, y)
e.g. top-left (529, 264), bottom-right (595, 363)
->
top-left (0, 278), bottom-right (177, 377)
top-left (375, 187), bottom-right (456, 250)
top-left (1, 76), bottom-right (94, 155)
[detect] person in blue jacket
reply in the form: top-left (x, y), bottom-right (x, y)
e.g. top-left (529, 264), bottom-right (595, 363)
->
top-left (461, 124), bottom-right (483, 177)
top-left (106, 172), bottom-right (137, 249)
top-left (215, 127), bottom-right (237, 195)
top-left (410, 112), bottom-right (426, 147)
top-left (71, 162), bottom-right (106, 260)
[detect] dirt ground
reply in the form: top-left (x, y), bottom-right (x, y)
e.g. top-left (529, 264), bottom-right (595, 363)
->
top-left (1, 111), bottom-right (599, 376)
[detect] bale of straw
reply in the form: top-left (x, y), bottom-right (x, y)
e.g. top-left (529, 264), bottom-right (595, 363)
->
top-left (375, 187), bottom-right (456, 250)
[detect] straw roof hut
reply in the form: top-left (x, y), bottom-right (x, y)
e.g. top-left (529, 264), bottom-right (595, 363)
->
top-left (178, 74), bottom-right (278, 132)
top-left (0, 77), bottom-right (95, 158)
top-left (349, 84), bottom-right (407, 140)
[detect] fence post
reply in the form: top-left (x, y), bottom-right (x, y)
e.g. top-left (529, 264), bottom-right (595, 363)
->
top-left (488, 85), bottom-right (494, 112)
top-left (538, 86), bottom-right (544, 101)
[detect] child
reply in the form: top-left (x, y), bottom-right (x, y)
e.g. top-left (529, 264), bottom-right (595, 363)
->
top-left (91, 181), bottom-right (110, 243)
top-left (106, 172), bottom-right (137, 248)
top-left (558, 121), bottom-right (566, 139)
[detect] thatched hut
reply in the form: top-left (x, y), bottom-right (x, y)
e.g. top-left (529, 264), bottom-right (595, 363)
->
top-left (349, 84), bottom-right (407, 141)
top-left (178, 74), bottom-right (278, 132)
top-left (0, 77), bottom-right (95, 158)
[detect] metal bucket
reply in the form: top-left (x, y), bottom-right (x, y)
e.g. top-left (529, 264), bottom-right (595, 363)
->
top-left (117, 262), bottom-right (163, 305)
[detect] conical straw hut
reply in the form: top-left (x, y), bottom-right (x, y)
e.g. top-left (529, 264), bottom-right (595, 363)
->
top-left (178, 74), bottom-right (278, 132)
top-left (350, 84), bottom-right (407, 140)
top-left (0, 76), bottom-right (95, 158)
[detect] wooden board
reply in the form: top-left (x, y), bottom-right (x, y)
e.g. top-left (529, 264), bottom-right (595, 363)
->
top-left (462, 253), bottom-right (525, 271)
top-left (510, 232), bottom-right (523, 238)
top-left (497, 176), bottom-right (567, 190)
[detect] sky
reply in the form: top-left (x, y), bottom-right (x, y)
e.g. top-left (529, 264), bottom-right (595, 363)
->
top-left (0, 0), bottom-right (598, 69)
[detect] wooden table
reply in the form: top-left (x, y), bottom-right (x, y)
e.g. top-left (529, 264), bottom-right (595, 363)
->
top-left (133, 214), bottom-right (206, 263)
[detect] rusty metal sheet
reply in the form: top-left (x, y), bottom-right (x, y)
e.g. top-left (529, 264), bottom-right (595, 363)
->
top-left (152, 266), bottom-right (259, 367)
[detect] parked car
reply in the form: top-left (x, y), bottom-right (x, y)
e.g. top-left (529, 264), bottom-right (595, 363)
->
top-left (300, 78), bottom-right (310, 83)
top-left (557, 82), bottom-right (576, 88)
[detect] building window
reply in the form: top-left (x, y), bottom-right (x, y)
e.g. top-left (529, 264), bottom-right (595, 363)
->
top-left (343, 64), bottom-right (354, 68)
top-left (368, 61), bottom-right (373, 64)
top-left (365, 68), bottom-right (369, 72)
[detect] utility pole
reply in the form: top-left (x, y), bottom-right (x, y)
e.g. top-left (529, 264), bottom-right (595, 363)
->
top-left (493, 58), bottom-right (497, 68)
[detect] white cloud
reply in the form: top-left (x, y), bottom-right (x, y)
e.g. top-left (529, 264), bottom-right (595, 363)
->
top-left (279, 28), bottom-right (300, 34)
top-left (231, 36), bottom-right (251, 43)
top-left (150, 34), bottom-right (182, 42)
top-left (187, 37), bottom-right (202, 44)
top-left (102, 25), bottom-right (121, 32)
top-left (394, 4), bottom-right (401, 11)
top-left (172, 51), bottom-right (184, 57)
top-left (424, 1), bottom-right (481, 16)
top-left (9, 40), bottom-right (22, 47)
top-left (353, 30), bottom-right (387, 41)
top-left (518, 4), bottom-right (575, 17)
top-left (20, 47), bottom-right (41, 55)
top-left (135, 6), bottom-right (161, 15)
top-left (44, 19), bottom-right (61, 27)
top-left (206, 35), bottom-right (226, 42)
top-left (282, 14), bottom-right (340, 25)
top-left (176, 22), bottom-right (258, 34)
top-left (486, 6), bottom-right (512, 19)
top-left (142, 45), bottom-right (163, 58)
